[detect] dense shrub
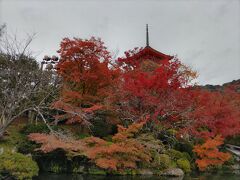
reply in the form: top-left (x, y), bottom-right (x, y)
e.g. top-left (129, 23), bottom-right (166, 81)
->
top-left (17, 140), bottom-right (39, 154)
top-left (21, 124), bottom-right (51, 135)
top-left (177, 158), bottom-right (191, 173)
top-left (0, 152), bottom-right (39, 180)
top-left (155, 154), bottom-right (172, 170)
top-left (90, 110), bottom-right (118, 138)
top-left (167, 149), bottom-right (185, 160)
top-left (225, 135), bottom-right (240, 146)
top-left (166, 149), bottom-right (191, 172)
top-left (137, 133), bottom-right (165, 155)
top-left (174, 140), bottom-right (194, 157)
top-left (18, 124), bottom-right (53, 154)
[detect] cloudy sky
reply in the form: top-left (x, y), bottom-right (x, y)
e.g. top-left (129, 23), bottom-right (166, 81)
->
top-left (0, 0), bottom-right (239, 85)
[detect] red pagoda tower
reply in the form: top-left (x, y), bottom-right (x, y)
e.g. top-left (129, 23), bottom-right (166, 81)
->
top-left (129, 24), bottom-right (173, 62)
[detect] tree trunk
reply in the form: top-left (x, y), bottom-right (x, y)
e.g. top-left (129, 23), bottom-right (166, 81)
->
top-left (0, 127), bottom-right (6, 138)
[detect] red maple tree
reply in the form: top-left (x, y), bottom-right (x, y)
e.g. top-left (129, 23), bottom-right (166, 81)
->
top-left (53, 37), bottom-right (120, 124)
top-left (114, 48), bottom-right (197, 126)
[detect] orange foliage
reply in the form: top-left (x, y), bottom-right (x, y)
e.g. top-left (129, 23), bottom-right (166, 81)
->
top-left (28, 133), bottom-right (85, 154)
top-left (83, 120), bottom-right (151, 171)
top-left (112, 120), bottom-right (146, 141)
top-left (193, 135), bottom-right (231, 171)
top-left (28, 121), bottom-right (151, 171)
top-left (51, 100), bottom-right (90, 125)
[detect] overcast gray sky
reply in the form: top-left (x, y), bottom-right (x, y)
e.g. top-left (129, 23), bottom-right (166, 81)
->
top-left (0, 0), bottom-right (239, 85)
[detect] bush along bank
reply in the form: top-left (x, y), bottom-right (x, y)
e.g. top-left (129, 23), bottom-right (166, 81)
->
top-left (4, 122), bottom-right (239, 177)
top-left (0, 151), bottom-right (39, 180)
top-left (1, 122), bottom-right (239, 179)
top-left (2, 118), bottom-right (240, 179)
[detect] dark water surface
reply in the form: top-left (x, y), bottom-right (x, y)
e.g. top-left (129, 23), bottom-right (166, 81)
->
top-left (34, 172), bottom-right (240, 180)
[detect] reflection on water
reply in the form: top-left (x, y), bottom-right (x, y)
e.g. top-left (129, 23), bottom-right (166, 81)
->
top-left (34, 174), bottom-right (182, 180)
top-left (34, 172), bottom-right (240, 180)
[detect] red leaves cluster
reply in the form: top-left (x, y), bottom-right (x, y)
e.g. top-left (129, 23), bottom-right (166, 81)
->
top-left (57, 37), bottom-right (118, 100)
top-left (57, 37), bottom-right (110, 82)
top-left (115, 49), bottom-right (197, 124)
top-left (193, 136), bottom-right (231, 171)
top-left (181, 89), bottom-right (240, 139)
top-left (53, 37), bottom-right (120, 124)
top-left (115, 46), bottom-right (240, 141)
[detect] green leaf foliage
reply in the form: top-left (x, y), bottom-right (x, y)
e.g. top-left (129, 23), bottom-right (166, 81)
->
top-left (0, 152), bottom-right (39, 180)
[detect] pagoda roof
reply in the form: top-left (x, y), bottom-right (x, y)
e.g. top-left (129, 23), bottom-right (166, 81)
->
top-left (122, 25), bottom-right (173, 62)
top-left (130, 45), bottom-right (174, 61)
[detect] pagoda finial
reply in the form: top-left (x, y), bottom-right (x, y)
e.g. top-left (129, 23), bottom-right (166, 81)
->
top-left (146, 24), bottom-right (149, 47)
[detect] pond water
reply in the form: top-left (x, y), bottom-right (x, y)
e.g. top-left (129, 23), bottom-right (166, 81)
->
top-left (34, 172), bottom-right (240, 180)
